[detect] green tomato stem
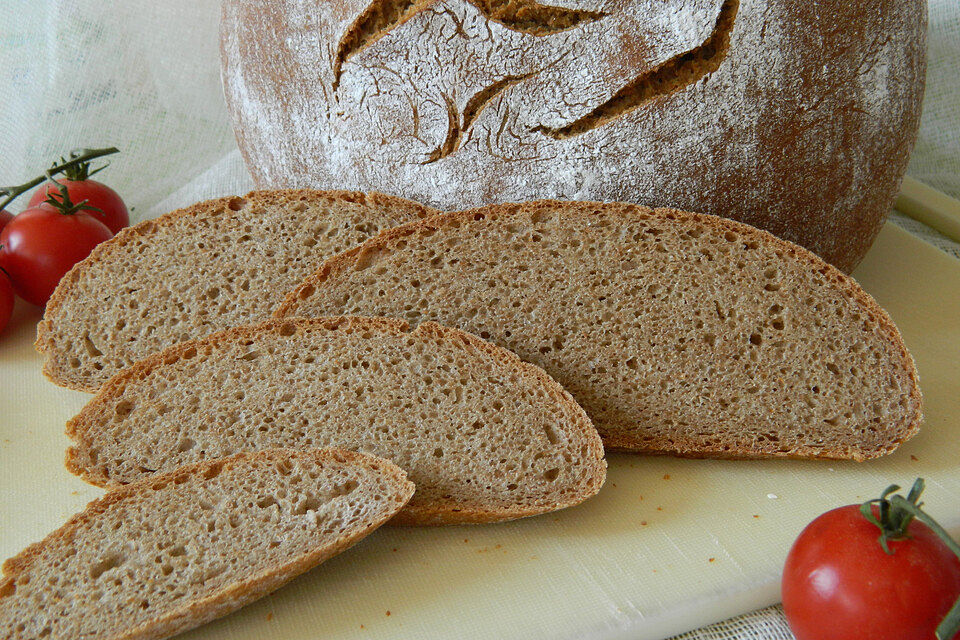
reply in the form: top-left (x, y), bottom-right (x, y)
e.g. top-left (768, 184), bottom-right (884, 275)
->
top-left (887, 494), bottom-right (960, 640)
top-left (861, 479), bottom-right (960, 640)
top-left (0, 147), bottom-right (119, 212)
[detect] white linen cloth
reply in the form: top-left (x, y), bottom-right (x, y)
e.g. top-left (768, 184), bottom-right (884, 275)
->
top-left (1, 2), bottom-right (957, 638)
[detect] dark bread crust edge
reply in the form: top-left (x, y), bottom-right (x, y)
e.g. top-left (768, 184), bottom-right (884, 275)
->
top-left (275, 200), bottom-right (923, 461)
top-left (1, 448), bottom-right (414, 640)
top-left (65, 316), bottom-right (607, 525)
top-left (35, 189), bottom-right (439, 393)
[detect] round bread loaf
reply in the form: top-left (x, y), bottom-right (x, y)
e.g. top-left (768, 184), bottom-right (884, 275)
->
top-left (221, 0), bottom-right (925, 272)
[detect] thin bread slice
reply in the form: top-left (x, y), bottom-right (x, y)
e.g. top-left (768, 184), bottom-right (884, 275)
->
top-left (36, 189), bottom-right (437, 392)
top-left (0, 448), bottom-right (413, 640)
top-left (276, 200), bottom-right (923, 461)
top-left (66, 316), bottom-right (605, 524)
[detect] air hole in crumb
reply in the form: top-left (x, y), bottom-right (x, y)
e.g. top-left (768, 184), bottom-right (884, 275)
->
top-left (90, 552), bottom-right (125, 579)
top-left (298, 284), bottom-right (316, 299)
top-left (177, 438), bottom-right (196, 452)
top-left (279, 323), bottom-right (297, 337)
top-left (334, 480), bottom-right (358, 497)
top-left (543, 468), bottom-right (560, 482)
top-left (749, 333), bottom-right (762, 346)
top-left (354, 250), bottom-right (378, 271)
top-left (433, 448), bottom-right (444, 458)
top-left (294, 497), bottom-right (322, 515)
top-left (544, 424), bottom-right (560, 445)
top-left (227, 197), bottom-right (247, 211)
top-left (257, 496), bottom-right (280, 509)
top-left (82, 333), bottom-right (103, 357)
top-left (115, 401), bottom-right (135, 418)
top-left (203, 462), bottom-right (223, 480)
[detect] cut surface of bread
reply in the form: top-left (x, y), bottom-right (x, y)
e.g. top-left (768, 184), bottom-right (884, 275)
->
top-left (277, 201), bottom-right (923, 460)
top-left (0, 448), bottom-right (413, 640)
top-left (36, 189), bottom-right (436, 392)
top-left (67, 316), bottom-right (605, 524)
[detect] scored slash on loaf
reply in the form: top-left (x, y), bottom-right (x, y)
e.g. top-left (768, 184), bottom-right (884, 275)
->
top-left (276, 200), bottom-right (923, 460)
top-left (0, 448), bottom-right (414, 640)
top-left (221, 0), bottom-right (925, 271)
top-left (35, 189), bottom-right (437, 392)
top-left (66, 316), bottom-right (606, 524)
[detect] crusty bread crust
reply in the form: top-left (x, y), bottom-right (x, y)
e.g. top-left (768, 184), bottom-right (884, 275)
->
top-left (222, 0), bottom-right (926, 272)
top-left (66, 316), bottom-right (606, 525)
top-left (276, 200), bottom-right (923, 461)
top-left (1, 448), bottom-right (413, 640)
top-left (36, 189), bottom-right (438, 392)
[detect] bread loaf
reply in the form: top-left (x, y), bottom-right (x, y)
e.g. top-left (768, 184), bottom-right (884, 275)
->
top-left (277, 201), bottom-right (923, 460)
top-left (0, 448), bottom-right (413, 640)
top-left (66, 316), bottom-right (606, 524)
top-left (221, 0), bottom-right (926, 271)
top-left (36, 189), bottom-right (436, 392)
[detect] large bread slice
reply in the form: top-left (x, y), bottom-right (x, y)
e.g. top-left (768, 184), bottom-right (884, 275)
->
top-left (0, 448), bottom-right (413, 640)
top-left (276, 201), bottom-right (923, 460)
top-left (66, 316), bottom-right (605, 524)
top-left (36, 189), bottom-right (436, 392)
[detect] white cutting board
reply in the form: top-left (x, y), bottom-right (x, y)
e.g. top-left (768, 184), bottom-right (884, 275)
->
top-left (2, 220), bottom-right (959, 640)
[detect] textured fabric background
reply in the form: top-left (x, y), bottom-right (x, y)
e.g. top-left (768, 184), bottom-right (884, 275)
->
top-left (906, 1), bottom-right (960, 200)
top-left (1, 1), bottom-right (957, 216)
top-left (1, 2), bottom-right (958, 639)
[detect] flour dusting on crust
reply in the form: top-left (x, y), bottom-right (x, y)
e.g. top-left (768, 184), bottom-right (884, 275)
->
top-left (220, 0), bottom-right (926, 271)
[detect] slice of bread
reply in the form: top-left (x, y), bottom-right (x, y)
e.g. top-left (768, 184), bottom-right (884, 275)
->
top-left (36, 189), bottom-right (436, 392)
top-left (276, 200), bottom-right (923, 461)
top-left (66, 316), bottom-right (605, 524)
top-left (0, 448), bottom-right (413, 640)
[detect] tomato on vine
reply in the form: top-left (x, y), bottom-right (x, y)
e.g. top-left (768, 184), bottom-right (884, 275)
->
top-left (0, 184), bottom-right (112, 307)
top-left (783, 479), bottom-right (960, 640)
top-left (27, 157), bottom-right (128, 234)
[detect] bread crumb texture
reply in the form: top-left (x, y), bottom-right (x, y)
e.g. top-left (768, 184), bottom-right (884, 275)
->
top-left (0, 449), bottom-right (413, 640)
top-left (36, 189), bottom-right (436, 392)
top-left (67, 317), bottom-right (605, 524)
top-left (278, 201), bottom-right (923, 460)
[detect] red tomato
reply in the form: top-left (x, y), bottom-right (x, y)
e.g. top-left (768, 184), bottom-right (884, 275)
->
top-left (783, 502), bottom-right (960, 640)
top-left (29, 178), bottom-right (128, 234)
top-left (0, 209), bottom-right (12, 233)
top-left (0, 269), bottom-right (13, 334)
top-left (0, 205), bottom-right (112, 306)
